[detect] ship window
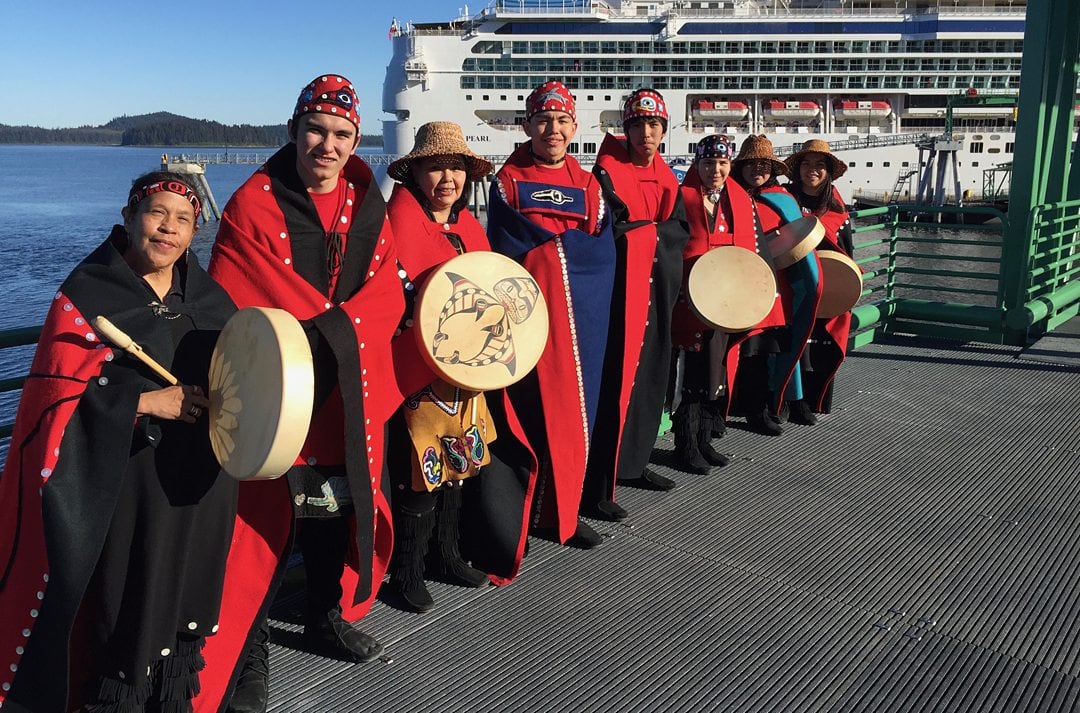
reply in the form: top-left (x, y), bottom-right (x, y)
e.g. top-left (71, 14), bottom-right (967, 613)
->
top-left (583, 142), bottom-right (597, 154)
top-left (970, 142), bottom-right (984, 153)
top-left (465, 94), bottom-right (472, 101)
top-left (848, 162), bottom-right (856, 168)
top-left (500, 95), bottom-right (507, 101)
top-left (707, 42), bottom-right (722, 53)
top-left (660, 143), bottom-right (666, 153)
top-left (601, 41), bottom-right (616, 54)
top-left (583, 42), bottom-right (599, 54)
top-left (902, 162), bottom-right (910, 167)
top-left (566, 41), bottom-right (581, 54)
top-left (883, 162), bottom-right (891, 168)
top-left (988, 148), bottom-right (1000, 154)
top-left (511, 42), bottom-right (527, 54)
top-left (549, 41), bottom-right (564, 53)
top-left (761, 41), bottom-right (777, 53)
top-left (971, 162), bottom-right (980, 167)
top-left (618, 42), bottom-right (634, 54)
top-left (462, 77), bottom-right (476, 89)
top-left (690, 42), bottom-right (706, 54)
top-left (529, 42), bottom-right (545, 53)
top-left (866, 163), bottom-right (873, 167)
top-left (777, 42), bottom-right (792, 54)
top-left (1005, 142), bottom-right (1015, 153)
top-left (569, 143), bottom-right (579, 154)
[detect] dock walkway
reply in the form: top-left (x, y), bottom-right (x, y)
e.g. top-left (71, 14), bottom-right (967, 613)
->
top-left (264, 330), bottom-right (1080, 712)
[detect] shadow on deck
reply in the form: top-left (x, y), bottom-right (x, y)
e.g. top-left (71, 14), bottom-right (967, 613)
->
top-left (265, 332), bottom-right (1080, 713)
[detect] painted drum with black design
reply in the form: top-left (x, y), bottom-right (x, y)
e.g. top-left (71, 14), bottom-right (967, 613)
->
top-left (208, 307), bottom-right (315, 480)
top-left (414, 251), bottom-right (549, 391)
top-left (687, 245), bottom-right (777, 333)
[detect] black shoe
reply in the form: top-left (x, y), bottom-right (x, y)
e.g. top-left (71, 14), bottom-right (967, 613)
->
top-left (748, 411), bottom-right (784, 437)
top-left (393, 576), bottom-right (435, 613)
top-left (565, 520), bottom-right (603, 549)
top-left (673, 450), bottom-right (710, 475)
top-left (430, 485), bottom-right (489, 588)
top-left (303, 608), bottom-right (384, 663)
top-left (699, 443), bottom-right (730, 467)
top-left (622, 467), bottom-right (677, 491)
top-left (227, 621), bottom-right (270, 713)
top-left (787, 399), bottom-right (819, 425)
top-left (586, 499), bottom-right (628, 522)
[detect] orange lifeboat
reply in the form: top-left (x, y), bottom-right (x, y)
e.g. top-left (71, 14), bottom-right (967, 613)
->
top-left (692, 99), bottom-right (750, 120)
top-left (762, 99), bottom-right (821, 120)
top-left (833, 99), bottom-right (892, 119)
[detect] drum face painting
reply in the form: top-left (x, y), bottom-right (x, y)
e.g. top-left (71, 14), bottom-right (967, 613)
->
top-left (415, 252), bottom-right (549, 391)
top-left (817, 250), bottom-right (864, 318)
top-left (766, 215), bottom-right (825, 269)
top-left (687, 245), bottom-right (778, 332)
top-left (209, 307), bottom-right (315, 480)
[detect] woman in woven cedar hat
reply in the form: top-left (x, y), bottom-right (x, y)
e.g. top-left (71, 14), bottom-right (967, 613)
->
top-left (385, 122), bottom-right (539, 613)
top-left (779, 138), bottom-right (856, 422)
top-left (729, 134), bottom-right (803, 436)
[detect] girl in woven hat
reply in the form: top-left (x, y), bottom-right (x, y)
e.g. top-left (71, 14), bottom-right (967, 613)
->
top-left (781, 139), bottom-right (856, 420)
top-left (730, 135), bottom-right (801, 436)
top-left (385, 122), bottom-right (537, 612)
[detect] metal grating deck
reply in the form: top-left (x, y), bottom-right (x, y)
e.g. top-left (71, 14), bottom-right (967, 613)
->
top-left (264, 334), bottom-right (1080, 712)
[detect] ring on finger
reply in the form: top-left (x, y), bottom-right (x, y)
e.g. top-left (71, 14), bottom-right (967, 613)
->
top-left (189, 405), bottom-right (202, 418)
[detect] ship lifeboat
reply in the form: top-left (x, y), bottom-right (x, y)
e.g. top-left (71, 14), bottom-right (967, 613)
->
top-left (833, 100), bottom-right (892, 119)
top-left (692, 99), bottom-right (750, 120)
top-left (762, 100), bottom-right (821, 120)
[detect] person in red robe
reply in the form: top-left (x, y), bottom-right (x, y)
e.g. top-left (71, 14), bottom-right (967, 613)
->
top-left (197, 75), bottom-right (404, 713)
top-left (487, 80), bottom-right (616, 550)
top-left (584, 88), bottom-right (690, 519)
top-left (0, 172), bottom-right (238, 712)
top-left (782, 139), bottom-right (855, 419)
top-left (670, 134), bottom-right (784, 473)
top-left (383, 121), bottom-right (538, 612)
top-left (729, 135), bottom-right (802, 437)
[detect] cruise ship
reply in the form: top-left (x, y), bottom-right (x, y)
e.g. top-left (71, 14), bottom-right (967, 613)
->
top-left (382, 0), bottom-right (1033, 203)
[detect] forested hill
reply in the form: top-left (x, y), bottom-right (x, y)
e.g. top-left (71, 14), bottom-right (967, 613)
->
top-left (0, 112), bottom-right (382, 147)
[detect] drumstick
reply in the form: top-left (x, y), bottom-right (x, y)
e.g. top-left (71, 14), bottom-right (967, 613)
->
top-left (91, 316), bottom-right (180, 386)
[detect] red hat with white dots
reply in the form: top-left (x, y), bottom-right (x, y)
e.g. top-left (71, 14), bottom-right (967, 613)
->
top-left (623, 88), bottom-right (669, 124)
top-left (292, 74), bottom-right (360, 131)
top-left (525, 80), bottom-right (577, 122)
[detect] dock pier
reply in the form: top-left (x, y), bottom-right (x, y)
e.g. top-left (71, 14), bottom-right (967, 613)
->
top-left (160, 154), bottom-right (223, 222)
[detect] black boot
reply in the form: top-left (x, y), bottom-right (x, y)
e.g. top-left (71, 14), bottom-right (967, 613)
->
top-left (710, 393), bottom-right (728, 437)
top-left (748, 405), bottom-right (784, 436)
top-left (298, 517), bottom-right (384, 661)
top-left (429, 484), bottom-right (488, 588)
top-left (303, 606), bottom-right (384, 663)
top-left (226, 618), bottom-right (270, 713)
top-left (787, 399), bottom-right (819, 425)
top-left (672, 403), bottom-right (710, 474)
top-left (698, 403), bottom-right (730, 467)
top-left (389, 505), bottom-right (437, 612)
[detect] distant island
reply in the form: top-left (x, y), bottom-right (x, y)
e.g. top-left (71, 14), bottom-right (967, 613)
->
top-left (0, 112), bottom-right (383, 148)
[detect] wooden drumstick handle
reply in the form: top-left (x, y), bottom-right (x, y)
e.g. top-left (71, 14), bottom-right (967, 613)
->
top-left (91, 316), bottom-right (180, 386)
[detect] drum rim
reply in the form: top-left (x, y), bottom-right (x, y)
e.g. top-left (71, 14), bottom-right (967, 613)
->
top-left (768, 216), bottom-right (825, 269)
top-left (816, 250), bottom-right (864, 318)
top-left (210, 306), bottom-right (314, 480)
top-left (687, 245), bottom-right (777, 332)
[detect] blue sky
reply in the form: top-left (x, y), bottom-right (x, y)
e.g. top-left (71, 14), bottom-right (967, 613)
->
top-left (0, 0), bottom-right (465, 136)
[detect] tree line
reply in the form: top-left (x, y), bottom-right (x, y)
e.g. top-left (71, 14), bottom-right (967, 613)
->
top-left (0, 112), bottom-right (383, 147)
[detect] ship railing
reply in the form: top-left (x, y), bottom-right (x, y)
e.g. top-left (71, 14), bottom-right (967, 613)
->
top-left (1006, 197), bottom-right (1080, 334)
top-left (490, 0), bottom-right (609, 19)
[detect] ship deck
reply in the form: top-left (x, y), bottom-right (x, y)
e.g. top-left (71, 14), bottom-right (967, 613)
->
top-left (265, 325), bottom-right (1080, 713)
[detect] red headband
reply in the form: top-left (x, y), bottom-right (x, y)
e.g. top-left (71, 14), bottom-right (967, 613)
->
top-left (127, 180), bottom-right (202, 220)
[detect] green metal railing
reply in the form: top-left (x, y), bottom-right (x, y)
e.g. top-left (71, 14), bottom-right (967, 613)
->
top-left (848, 199), bottom-right (1080, 348)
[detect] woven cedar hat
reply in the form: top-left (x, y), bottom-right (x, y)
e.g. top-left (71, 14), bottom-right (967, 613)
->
top-left (388, 122), bottom-right (493, 182)
top-left (785, 138), bottom-right (847, 178)
top-left (733, 135), bottom-right (788, 177)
